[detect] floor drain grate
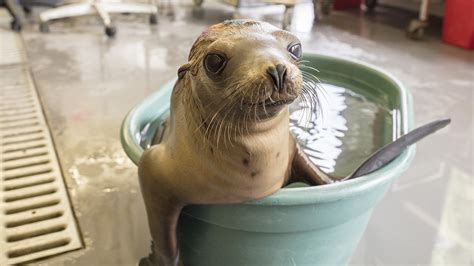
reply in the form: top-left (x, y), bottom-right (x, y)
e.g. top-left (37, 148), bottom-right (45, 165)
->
top-left (0, 66), bottom-right (82, 265)
top-left (0, 30), bottom-right (25, 66)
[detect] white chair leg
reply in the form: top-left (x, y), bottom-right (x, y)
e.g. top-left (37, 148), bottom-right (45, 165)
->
top-left (93, 3), bottom-right (117, 36)
top-left (94, 3), bottom-right (112, 27)
top-left (97, 2), bottom-right (157, 15)
top-left (38, 0), bottom-right (158, 36)
top-left (39, 2), bottom-right (95, 22)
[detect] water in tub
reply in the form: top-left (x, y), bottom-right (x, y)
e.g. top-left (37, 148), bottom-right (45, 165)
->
top-left (290, 82), bottom-right (397, 180)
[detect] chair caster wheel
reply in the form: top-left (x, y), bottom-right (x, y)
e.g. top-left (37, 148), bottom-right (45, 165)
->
top-left (105, 26), bottom-right (116, 37)
top-left (149, 14), bottom-right (158, 25)
top-left (23, 6), bottom-right (32, 14)
top-left (407, 19), bottom-right (428, 40)
top-left (193, 0), bottom-right (203, 7)
top-left (365, 0), bottom-right (377, 11)
top-left (321, 0), bottom-right (332, 15)
top-left (39, 22), bottom-right (49, 33)
top-left (11, 20), bottom-right (22, 32)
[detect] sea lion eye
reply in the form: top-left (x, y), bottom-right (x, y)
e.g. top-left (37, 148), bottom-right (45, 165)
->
top-left (204, 53), bottom-right (227, 74)
top-left (288, 43), bottom-right (302, 59)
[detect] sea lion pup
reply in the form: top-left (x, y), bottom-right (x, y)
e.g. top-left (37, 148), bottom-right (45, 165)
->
top-left (137, 19), bottom-right (452, 266)
top-left (138, 19), bottom-right (333, 266)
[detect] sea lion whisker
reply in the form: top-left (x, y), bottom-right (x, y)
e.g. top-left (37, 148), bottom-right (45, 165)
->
top-left (219, 95), bottom-right (242, 147)
top-left (301, 70), bottom-right (322, 84)
top-left (313, 82), bottom-right (329, 103)
top-left (300, 64), bottom-right (320, 73)
top-left (242, 112), bottom-right (248, 136)
top-left (301, 82), bottom-right (319, 109)
top-left (234, 112), bottom-right (241, 143)
top-left (260, 89), bottom-right (270, 117)
top-left (199, 101), bottom-right (229, 135)
top-left (223, 87), bottom-right (243, 101)
top-left (302, 77), bottom-right (328, 105)
top-left (203, 101), bottom-right (234, 146)
top-left (303, 89), bottom-right (318, 125)
top-left (301, 71), bottom-right (328, 104)
top-left (305, 82), bottom-right (329, 113)
top-left (301, 72), bottom-right (319, 85)
top-left (216, 104), bottom-right (235, 149)
top-left (302, 81), bottom-right (319, 102)
top-left (226, 112), bottom-right (237, 148)
top-left (211, 115), bottom-right (224, 149)
top-left (214, 120), bottom-right (222, 149)
top-left (187, 93), bottom-right (208, 133)
top-left (298, 89), bottom-right (313, 125)
top-left (255, 83), bottom-right (267, 121)
top-left (301, 84), bottom-right (320, 116)
top-left (253, 100), bottom-right (260, 123)
top-left (307, 87), bottom-right (323, 121)
top-left (251, 87), bottom-right (259, 120)
top-left (220, 115), bottom-right (230, 148)
top-left (303, 79), bottom-right (319, 95)
top-left (206, 90), bottom-right (240, 118)
top-left (226, 96), bottom-right (243, 145)
top-left (245, 112), bottom-right (250, 135)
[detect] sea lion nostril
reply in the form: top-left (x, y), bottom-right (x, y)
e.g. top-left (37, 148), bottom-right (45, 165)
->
top-left (267, 66), bottom-right (280, 91)
top-left (276, 64), bottom-right (287, 92)
top-left (267, 64), bottom-right (287, 91)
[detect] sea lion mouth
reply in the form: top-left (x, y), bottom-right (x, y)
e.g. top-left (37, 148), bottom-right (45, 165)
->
top-left (260, 98), bottom-right (295, 107)
top-left (242, 97), bottom-right (297, 108)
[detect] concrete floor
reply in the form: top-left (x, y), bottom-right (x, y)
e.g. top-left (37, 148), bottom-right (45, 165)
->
top-left (1, 0), bottom-right (473, 265)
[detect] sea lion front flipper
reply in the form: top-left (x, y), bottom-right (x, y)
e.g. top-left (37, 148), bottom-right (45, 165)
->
top-left (139, 197), bottom-right (183, 266)
top-left (290, 140), bottom-right (336, 185)
top-left (138, 147), bottom-right (184, 266)
top-left (346, 118), bottom-right (451, 180)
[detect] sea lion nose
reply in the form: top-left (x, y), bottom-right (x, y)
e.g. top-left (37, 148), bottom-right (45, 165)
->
top-left (267, 64), bottom-right (287, 92)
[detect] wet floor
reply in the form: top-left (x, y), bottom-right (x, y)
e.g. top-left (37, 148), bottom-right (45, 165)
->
top-left (1, 0), bottom-right (472, 265)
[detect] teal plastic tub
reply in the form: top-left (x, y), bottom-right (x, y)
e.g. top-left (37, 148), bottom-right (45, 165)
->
top-left (121, 53), bottom-right (415, 265)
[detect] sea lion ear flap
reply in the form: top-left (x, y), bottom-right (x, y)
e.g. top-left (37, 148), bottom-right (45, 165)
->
top-left (178, 62), bottom-right (192, 80)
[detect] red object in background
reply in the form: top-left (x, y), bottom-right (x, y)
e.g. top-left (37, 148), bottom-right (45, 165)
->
top-left (333, 0), bottom-right (361, 10)
top-left (442, 0), bottom-right (474, 49)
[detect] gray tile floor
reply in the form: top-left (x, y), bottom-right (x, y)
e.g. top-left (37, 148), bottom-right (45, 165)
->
top-left (1, 1), bottom-right (473, 265)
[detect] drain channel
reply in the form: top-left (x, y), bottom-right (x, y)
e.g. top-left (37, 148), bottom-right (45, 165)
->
top-left (0, 65), bottom-right (82, 264)
top-left (0, 30), bottom-right (25, 66)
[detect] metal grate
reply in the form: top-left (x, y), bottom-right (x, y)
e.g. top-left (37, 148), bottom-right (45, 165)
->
top-left (0, 66), bottom-right (82, 265)
top-left (0, 30), bottom-right (25, 66)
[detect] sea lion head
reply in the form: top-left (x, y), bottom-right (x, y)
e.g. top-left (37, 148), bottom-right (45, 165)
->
top-left (178, 20), bottom-right (305, 123)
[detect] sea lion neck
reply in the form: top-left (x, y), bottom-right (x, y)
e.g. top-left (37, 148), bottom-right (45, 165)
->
top-left (242, 108), bottom-right (289, 134)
